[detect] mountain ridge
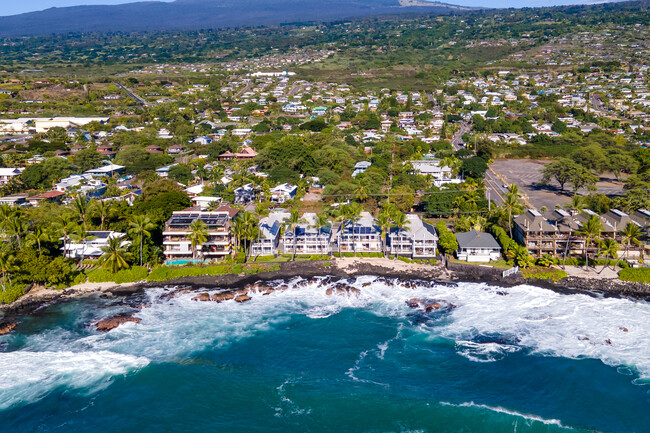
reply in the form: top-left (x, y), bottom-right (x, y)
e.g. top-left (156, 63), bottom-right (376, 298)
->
top-left (0, 0), bottom-right (470, 36)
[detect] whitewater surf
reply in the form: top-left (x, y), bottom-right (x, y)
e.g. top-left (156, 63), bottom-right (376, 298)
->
top-left (0, 276), bottom-right (648, 432)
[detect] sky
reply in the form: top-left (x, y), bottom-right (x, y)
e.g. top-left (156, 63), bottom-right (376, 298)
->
top-left (0, 0), bottom-right (622, 17)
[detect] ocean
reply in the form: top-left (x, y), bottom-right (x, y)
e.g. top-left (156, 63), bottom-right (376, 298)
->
top-left (0, 276), bottom-right (648, 432)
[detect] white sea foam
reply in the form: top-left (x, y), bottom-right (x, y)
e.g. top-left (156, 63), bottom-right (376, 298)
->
top-left (440, 401), bottom-right (574, 429)
top-left (4, 276), bottom-right (649, 411)
top-left (0, 350), bottom-right (149, 409)
top-left (84, 278), bottom-right (650, 379)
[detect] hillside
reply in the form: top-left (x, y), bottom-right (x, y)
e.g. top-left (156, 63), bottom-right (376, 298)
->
top-left (0, 0), bottom-right (469, 36)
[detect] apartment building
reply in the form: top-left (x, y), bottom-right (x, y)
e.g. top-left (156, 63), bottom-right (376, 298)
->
top-left (250, 211), bottom-right (289, 256)
top-left (163, 205), bottom-right (238, 262)
top-left (387, 214), bottom-right (438, 258)
top-left (282, 213), bottom-right (332, 256)
top-left (332, 212), bottom-right (382, 254)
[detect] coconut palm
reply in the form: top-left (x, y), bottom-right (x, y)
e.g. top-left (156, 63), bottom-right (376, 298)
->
top-left (5, 216), bottom-right (27, 249)
top-left (503, 185), bottom-right (524, 238)
top-left (188, 220), bottom-right (208, 260)
top-left (238, 211), bottom-right (259, 260)
top-left (563, 195), bottom-right (584, 214)
top-left (54, 214), bottom-right (76, 258)
top-left (93, 200), bottom-right (110, 231)
top-left (128, 215), bottom-right (155, 266)
top-left (0, 249), bottom-right (18, 293)
top-left (577, 214), bottom-right (603, 270)
top-left (26, 225), bottom-right (52, 256)
top-left (376, 209), bottom-right (392, 257)
top-left (72, 196), bottom-right (90, 230)
top-left (344, 202), bottom-right (363, 257)
top-left (391, 211), bottom-right (410, 260)
top-left (597, 238), bottom-right (620, 274)
top-left (312, 213), bottom-right (331, 255)
top-left (330, 207), bottom-right (346, 257)
top-left (621, 222), bottom-right (642, 261)
top-left (70, 225), bottom-right (97, 261)
top-left (98, 236), bottom-right (132, 274)
top-left (284, 209), bottom-right (304, 261)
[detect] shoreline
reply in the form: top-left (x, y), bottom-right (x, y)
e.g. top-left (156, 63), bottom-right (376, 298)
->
top-left (1, 258), bottom-right (649, 326)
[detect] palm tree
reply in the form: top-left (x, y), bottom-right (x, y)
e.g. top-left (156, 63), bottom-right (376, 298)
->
top-left (503, 185), bottom-right (524, 238)
top-left (0, 249), bottom-right (17, 293)
top-left (188, 220), bottom-right (208, 260)
top-left (620, 222), bottom-right (642, 261)
top-left (0, 204), bottom-right (16, 229)
top-left (563, 195), bottom-right (584, 215)
top-left (330, 207), bottom-right (346, 257)
top-left (98, 236), bottom-right (132, 274)
top-left (598, 238), bottom-right (619, 274)
top-left (377, 209), bottom-right (392, 258)
top-left (93, 200), bottom-right (110, 231)
top-left (577, 214), bottom-right (603, 270)
top-left (26, 225), bottom-right (52, 256)
top-left (343, 202), bottom-right (363, 256)
top-left (54, 214), bottom-right (75, 258)
top-left (312, 213), bottom-right (331, 255)
top-left (72, 196), bottom-right (90, 230)
top-left (128, 215), bottom-right (155, 266)
top-left (238, 211), bottom-right (259, 260)
top-left (391, 211), bottom-right (410, 260)
top-left (284, 209), bottom-right (304, 261)
top-left (5, 216), bottom-right (27, 249)
top-left (70, 225), bottom-right (96, 261)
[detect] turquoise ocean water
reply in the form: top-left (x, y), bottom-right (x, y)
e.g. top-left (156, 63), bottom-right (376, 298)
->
top-left (0, 276), bottom-right (649, 432)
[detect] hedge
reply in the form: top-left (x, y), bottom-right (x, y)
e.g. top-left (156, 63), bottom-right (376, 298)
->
top-left (618, 267), bottom-right (650, 283)
top-left (86, 266), bottom-right (150, 284)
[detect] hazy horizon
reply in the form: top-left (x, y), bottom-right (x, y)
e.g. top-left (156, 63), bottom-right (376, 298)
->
top-left (0, 0), bottom-right (625, 17)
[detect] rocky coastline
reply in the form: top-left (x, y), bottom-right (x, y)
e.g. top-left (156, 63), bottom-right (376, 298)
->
top-left (1, 258), bottom-right (648, 333)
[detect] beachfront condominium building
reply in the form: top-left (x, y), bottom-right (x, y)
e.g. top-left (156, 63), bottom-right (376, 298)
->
top-left (163, 205), bottom-right (239, 262)
top-left (387, 214), bottom-right (438, 258)
top-left (250, 211), bottom-right (289, 257)
top-left (282, 212), bottom-right (332, 256)
top-left (332, 211), bottom-right (382, 254)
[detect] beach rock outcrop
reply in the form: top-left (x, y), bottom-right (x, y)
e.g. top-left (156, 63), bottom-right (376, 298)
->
top-left (0, 322), bottom-right (17, 335)
top-left (96, 314), bottom-right (141, 332)
top-left (211, 292), bottom-right (236, 302)
top-left (406, 298), bottom-right (455, 312)
top-left (191, 293), bottom-right (211, 302)
top-left (235, 294), bottom-right (251, 303)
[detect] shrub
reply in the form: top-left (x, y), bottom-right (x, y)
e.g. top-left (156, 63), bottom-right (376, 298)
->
top-left (0, 284), bottom-right (27, 304)
top-left (522, 267), bottom-right (568, 282)
top-left (618, 267), bottom-right (650, 283)
top-left (87, 266), bottom-right (149, 284)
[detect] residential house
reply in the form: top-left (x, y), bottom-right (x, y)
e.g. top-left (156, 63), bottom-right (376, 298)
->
top-left (251, 211), bottom-right (290, 256)
top-left (352, 161), bottom-right (371, 177)
top-left (387, 214), bottom-right (438, 258)
top-left (0, 193), bottom-right (28, 206)
top-left (163, 205), bottom-right (239, 262)
top-left (0, 167), bottom-right (22, 185)
top-left (456, 230), bottom-right (501, 262)
top-left (235, 183), bottom-right (256, 204)
top-left (333, 211), bottom-right (382, 254)
top-left (28, 190), bottom-right (65, 206)
top-left (85, 163), bottom-right (125, 177)
top-left (270, 183), bottom-right (297, 204)
top-left (282, 212), bottom-right (332, 256)
top-left (63, 231), bottom-right (128, 260)
top-left (55, 174), bottom-right (107, 197)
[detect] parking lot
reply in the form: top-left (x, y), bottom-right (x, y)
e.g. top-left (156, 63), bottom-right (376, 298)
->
top-left (488, 159), bottom-right (625, 210)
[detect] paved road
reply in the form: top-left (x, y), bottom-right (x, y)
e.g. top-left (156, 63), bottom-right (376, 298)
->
top-left (451, 121), bottom-right (470, 151)
top-left (116, 83), bottom-right (151, 106)
top-left (484, 167), bottom-right (508, 207)
top-left (589, 93), bottom-right (606, 113)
